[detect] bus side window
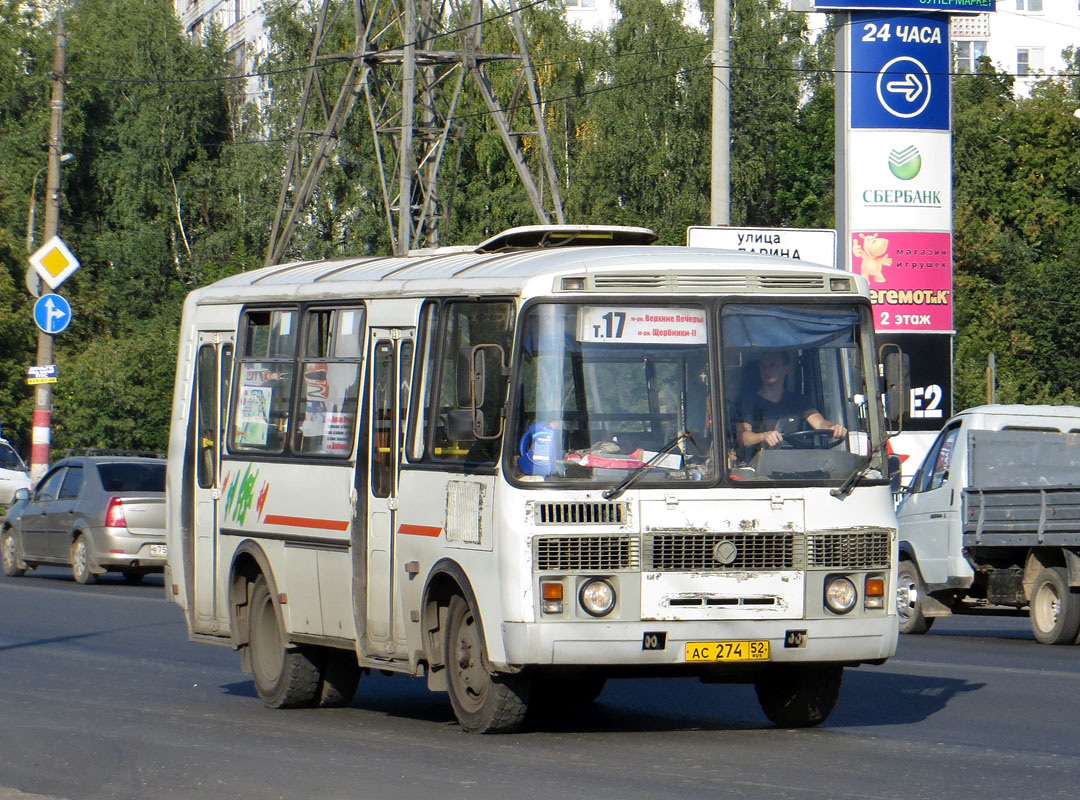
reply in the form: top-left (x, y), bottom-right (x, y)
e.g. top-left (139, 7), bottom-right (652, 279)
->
top-left (231, 308), bottom-right (298, 454)
top-left (420, 300), bottom-right (513, 464)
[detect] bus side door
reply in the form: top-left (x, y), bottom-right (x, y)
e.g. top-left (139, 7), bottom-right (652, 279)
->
top-left (192, 331), bottom-right (233, 633)
top-left (363, 329), bottom-right (414, 656)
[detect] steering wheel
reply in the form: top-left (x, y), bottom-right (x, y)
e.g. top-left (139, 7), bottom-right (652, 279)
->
top-left (781, 429), bottom-right (845, 449)
top-left (765, 417), bottom-right (844, 450)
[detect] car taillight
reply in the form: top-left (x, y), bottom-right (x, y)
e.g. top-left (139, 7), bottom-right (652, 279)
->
top-left (105, 498), bottom-right (127, 528)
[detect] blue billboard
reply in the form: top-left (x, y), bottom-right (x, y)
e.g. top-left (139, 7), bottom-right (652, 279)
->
top-left (816, 0), bottom-right (993, 11)
top-left (849, 12), bottom-right (950, 130)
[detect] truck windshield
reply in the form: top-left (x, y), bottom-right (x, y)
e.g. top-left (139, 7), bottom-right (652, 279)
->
top-left (510, 303), bottom-right (714, 485)
top-left (508, 301), bottom-right (878, 487)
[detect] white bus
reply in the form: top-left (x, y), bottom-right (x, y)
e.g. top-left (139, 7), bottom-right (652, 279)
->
top-left (165, 225), bottom-right (902, 732)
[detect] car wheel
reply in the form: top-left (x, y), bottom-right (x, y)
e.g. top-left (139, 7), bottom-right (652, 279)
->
top-left (1029, 567), bottom-right (1080, 645)
top-left (1, 529), bottom-right (25, 577)
top-left (71, 535), bottom-right (98, 585)
top-left (247, 576), bottom-right (321, 708)
top-left (444, 594), bottom-right (530, 733)
top-left (897, 560), bottom-right (934, 634)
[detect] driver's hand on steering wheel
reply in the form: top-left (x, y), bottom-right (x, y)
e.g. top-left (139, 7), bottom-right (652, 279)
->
top-left (761, 429), bottom-right (784, 447)
top-left (826, 423), bottom-right (847, 439)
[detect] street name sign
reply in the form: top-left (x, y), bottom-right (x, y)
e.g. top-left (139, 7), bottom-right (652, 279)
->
top-left (687, 226), bottom-right (837, 268)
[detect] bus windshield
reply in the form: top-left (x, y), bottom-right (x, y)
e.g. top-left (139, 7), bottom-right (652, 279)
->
top-left (511, 303), bottom-right (714, 484)
top-left (509, 301), bottom-right (876, 486)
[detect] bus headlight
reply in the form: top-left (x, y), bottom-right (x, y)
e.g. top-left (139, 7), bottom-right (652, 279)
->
top-left (824, 576), bottom-right (857, 615)
top-left (579, 579), bottom-right (616, 617)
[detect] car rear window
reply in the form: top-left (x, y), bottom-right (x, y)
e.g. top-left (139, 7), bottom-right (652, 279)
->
top-left (96, 462), bottom-right (166, 492)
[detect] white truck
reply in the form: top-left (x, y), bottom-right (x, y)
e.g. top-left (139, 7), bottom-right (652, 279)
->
top-left (895, 404), bottom-right (1080, 644)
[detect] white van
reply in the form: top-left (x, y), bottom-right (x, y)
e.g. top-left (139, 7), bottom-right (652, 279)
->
top-left (0, 438), bottom-right (31, 506)
top-left (895, 404), bottom-right (1080, 642)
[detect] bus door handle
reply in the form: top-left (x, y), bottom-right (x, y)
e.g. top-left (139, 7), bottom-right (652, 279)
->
top-left (930, 513), bottom-right (945, 519)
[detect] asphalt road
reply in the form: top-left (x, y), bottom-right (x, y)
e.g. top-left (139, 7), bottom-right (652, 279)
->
top-left (1, 566), bottom-right (1078, 800)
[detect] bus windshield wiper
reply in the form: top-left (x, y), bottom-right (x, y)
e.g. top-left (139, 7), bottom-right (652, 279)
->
top-left (603, 431), bottom-right (693, 501)
top-left (830, 455), bottom-right (873, 500)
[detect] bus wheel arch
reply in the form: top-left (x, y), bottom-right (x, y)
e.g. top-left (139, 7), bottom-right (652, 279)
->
top-left (420, 559), bottom-right (479, 693)
top-left (228, 541), bottom-right (276, 656)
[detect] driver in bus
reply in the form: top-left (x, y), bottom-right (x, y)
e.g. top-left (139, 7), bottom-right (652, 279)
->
top-left (734, 350), bottom-right (846, 451)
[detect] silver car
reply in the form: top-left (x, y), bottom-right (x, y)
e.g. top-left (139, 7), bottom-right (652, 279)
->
top-left (0, 438), bottom-right (31, 506)
top-left (1, 455), bottom-right (166, 584)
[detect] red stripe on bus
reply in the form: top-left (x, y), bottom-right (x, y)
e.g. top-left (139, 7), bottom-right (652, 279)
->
top-left (397, 523), bottom-right (443, 537)
top-left (263, 514), bottom-right (350, 531)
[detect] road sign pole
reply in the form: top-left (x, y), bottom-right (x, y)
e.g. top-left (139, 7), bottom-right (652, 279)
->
top-left (30, 8), bottom-right (67, 483)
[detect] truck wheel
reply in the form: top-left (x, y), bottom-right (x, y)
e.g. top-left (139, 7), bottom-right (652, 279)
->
top-left (444, 594), bottom-right (530, 733)
top-left (754, 665), bottom-right (843, 728)
top-left (248, 576), bottom-right (321, 707)
top-left (897, 560), bottom-right (934, 634)
top-left (1029, 567), bottom-right (1080, 645)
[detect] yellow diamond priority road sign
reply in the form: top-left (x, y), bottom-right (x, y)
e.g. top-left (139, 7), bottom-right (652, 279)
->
top-left (29, 235), bottom-right (80, 291)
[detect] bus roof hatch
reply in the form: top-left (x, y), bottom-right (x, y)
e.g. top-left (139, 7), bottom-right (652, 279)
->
top-left (475, 224), bottom-right (658, 253)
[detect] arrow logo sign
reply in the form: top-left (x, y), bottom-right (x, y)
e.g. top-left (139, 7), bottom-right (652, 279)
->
top-left (885, 73), bottom-right (922, 103)
top-left (875, 56), bottom-right (932, 120)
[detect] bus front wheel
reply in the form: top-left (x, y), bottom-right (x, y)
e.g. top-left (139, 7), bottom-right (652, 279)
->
top-left (248, 576), bottom-right (321, 708)
top-left (754, 665), bottom-right (843, 728)
top-left (444, 594), bottom-right (530, 733)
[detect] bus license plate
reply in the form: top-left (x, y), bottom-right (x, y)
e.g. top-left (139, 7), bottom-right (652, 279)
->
top-left (149, 544), bottom-right (167, 557)
top-left (684, 640), bottom-right (769, 662)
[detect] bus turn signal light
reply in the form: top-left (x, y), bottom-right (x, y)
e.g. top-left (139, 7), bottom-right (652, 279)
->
top-left (865, 576), bottom-right (885, 609)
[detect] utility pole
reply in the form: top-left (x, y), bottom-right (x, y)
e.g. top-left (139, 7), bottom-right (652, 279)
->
top-left (710, 0), bottom-right (730, 226)
top-left (30, 6), bottom-right (68, 483)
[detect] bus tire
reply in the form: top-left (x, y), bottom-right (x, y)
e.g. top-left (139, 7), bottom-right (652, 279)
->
top-left (248, 576), bottom-right (321, 708)
top-left (315, 648), bottom-right (362, 708)
top-left (1029, 567), bottom-right (1080, 645)
top-left (2, 529), bottom-right (25, 577)
top-left (897, 560), bottom-right (934, 635)
top-left (754, 665), bottom-right (843, 728)
top-left (444, 594), bottom-right (530, 733)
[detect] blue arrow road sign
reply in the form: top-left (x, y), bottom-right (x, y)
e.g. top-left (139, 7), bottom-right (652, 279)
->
top-left (850, 13), bottom-right (950, 130)
top-left (33, 293), bottom-right (72, 335)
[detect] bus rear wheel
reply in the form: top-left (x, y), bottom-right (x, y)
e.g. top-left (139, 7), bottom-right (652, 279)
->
top-left (444, 594), bottom-right (530, 733)
top-left (754, 665), bottom-right (843, 728)
top-left (248, 576), bottom-right (321, 708)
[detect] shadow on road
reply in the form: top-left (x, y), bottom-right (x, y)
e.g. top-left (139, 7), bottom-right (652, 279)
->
top-left (216, 665), bottom-right (985, 733)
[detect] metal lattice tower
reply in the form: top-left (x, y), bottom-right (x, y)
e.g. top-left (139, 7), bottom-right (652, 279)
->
top-left (265, 0), bottom-right (565, 264)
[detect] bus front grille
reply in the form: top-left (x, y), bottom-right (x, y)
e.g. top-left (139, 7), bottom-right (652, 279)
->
top-left (533, 501), bottom-right (627, 525)
top-left (807, 530), bottom-right (891, 569)
top-left (643, 531), bottom-right (797, 572)
top-left (534, 536), bottom-right (639, 571)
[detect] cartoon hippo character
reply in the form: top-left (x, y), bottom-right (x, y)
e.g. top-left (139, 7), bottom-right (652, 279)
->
top-left (852, 233), bottom-right (891, 283)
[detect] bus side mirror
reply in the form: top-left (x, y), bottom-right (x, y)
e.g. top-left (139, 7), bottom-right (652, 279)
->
top-left (880, 345), bottom-right (909, 427)
top-left (888, 454), bottom-right (902, 494)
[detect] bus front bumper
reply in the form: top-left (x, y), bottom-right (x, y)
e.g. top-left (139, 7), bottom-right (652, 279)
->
top-left (500, 615), bottom-right (898, 670)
